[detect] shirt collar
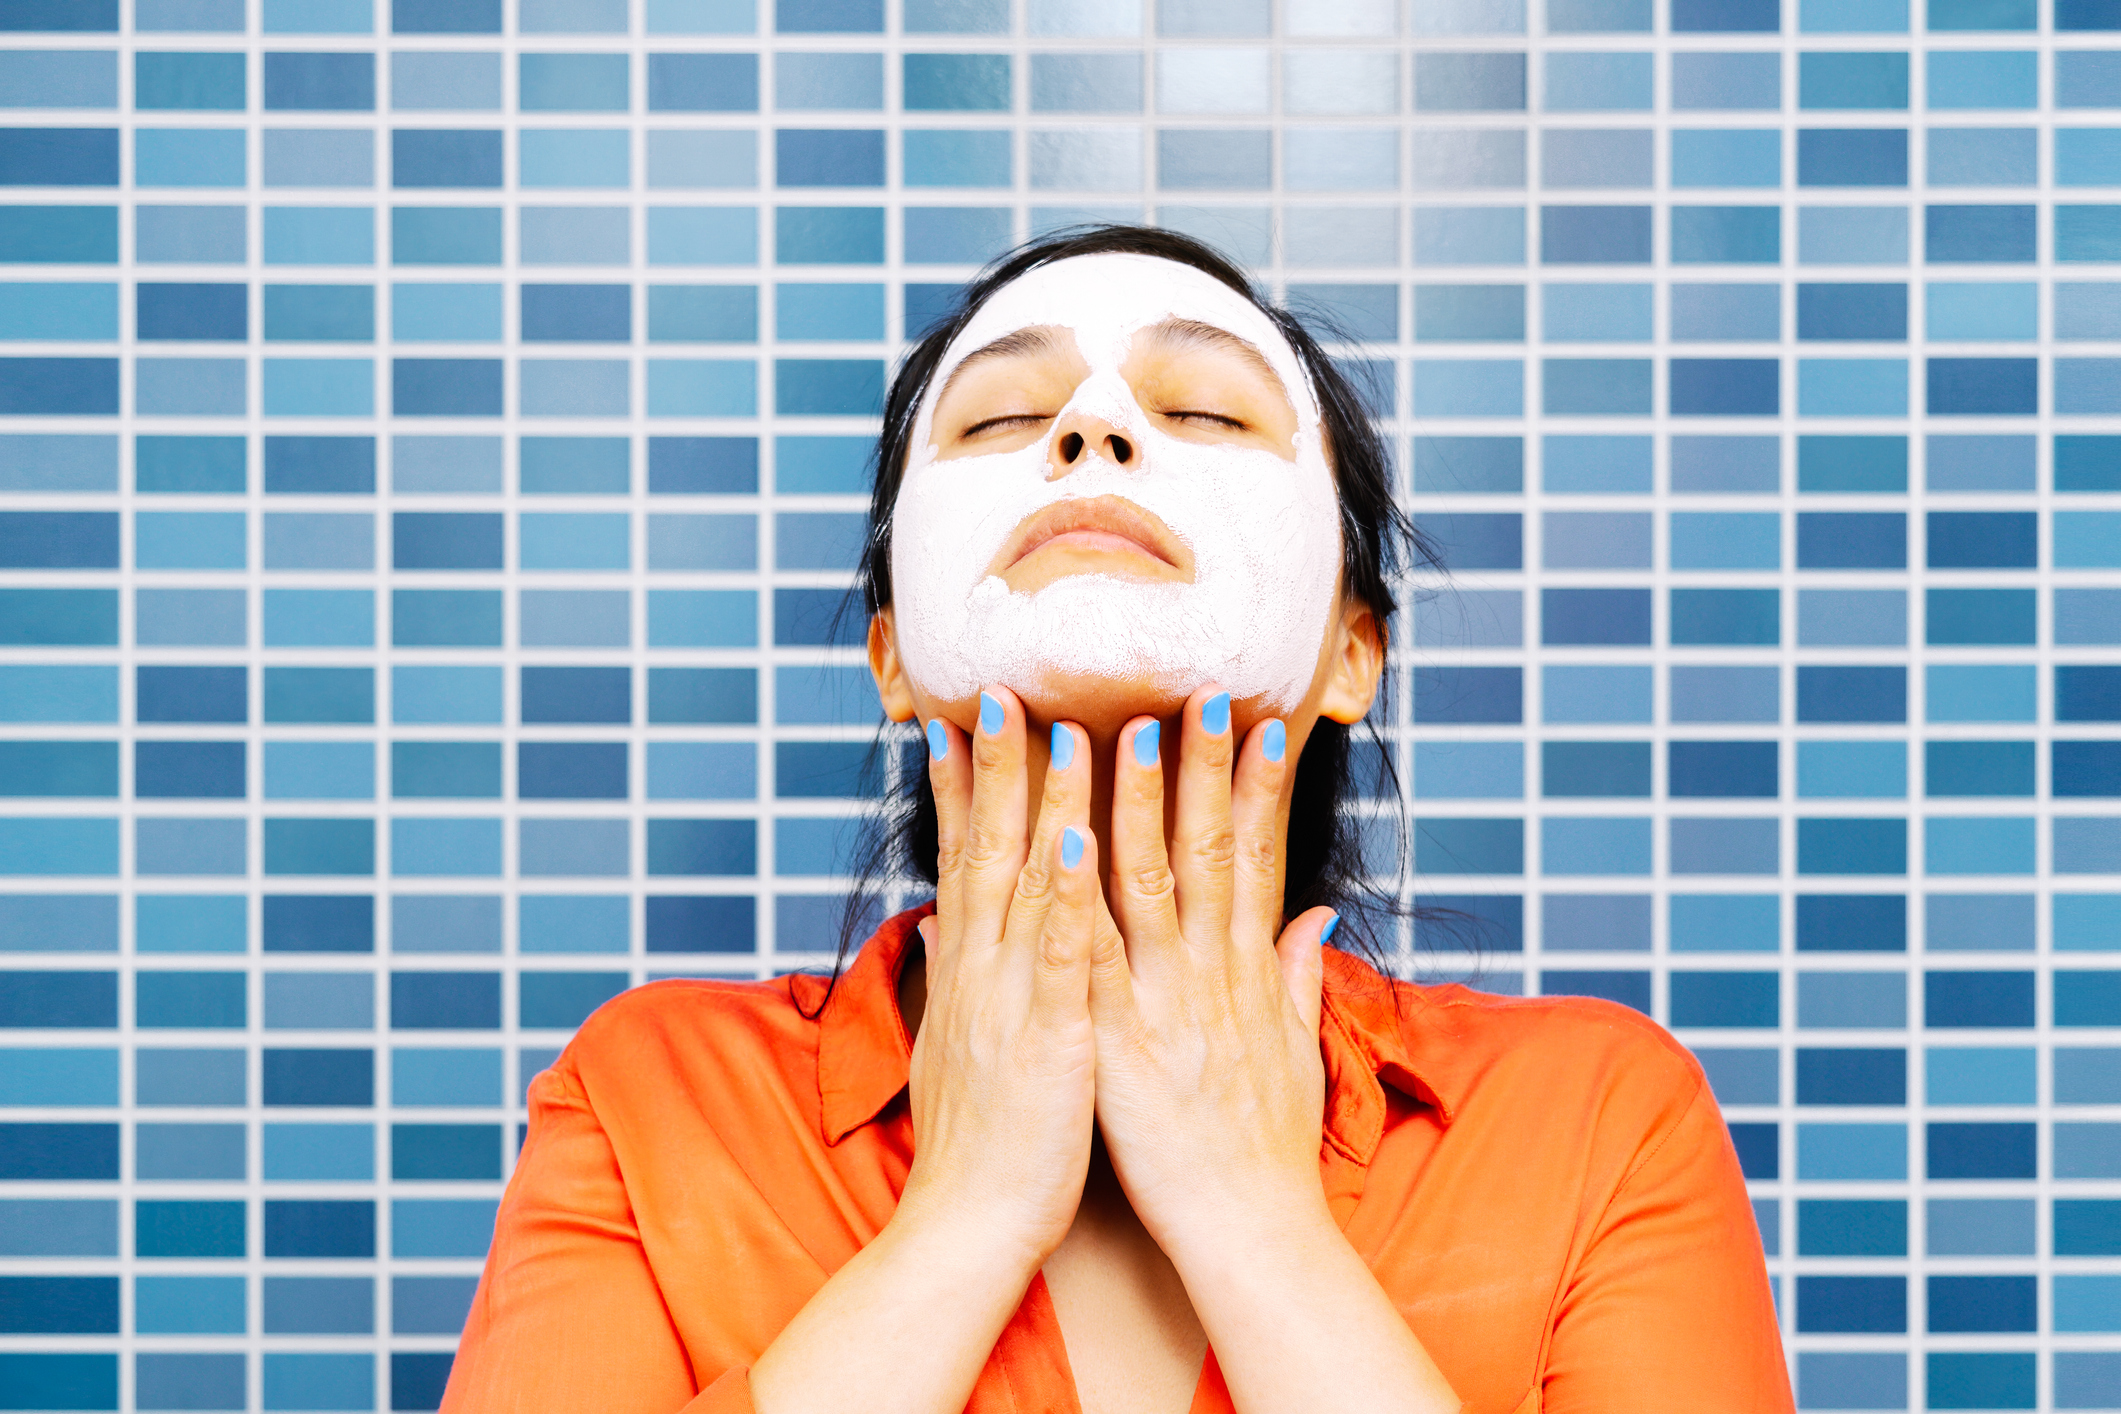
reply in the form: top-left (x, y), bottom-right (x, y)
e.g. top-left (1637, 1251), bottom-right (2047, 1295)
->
top-left (818, 904), bottom-right (1468, 1159)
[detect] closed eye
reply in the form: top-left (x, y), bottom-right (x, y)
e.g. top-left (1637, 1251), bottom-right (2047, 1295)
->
top-left (961, 413), bottom-right (1055, 438)
top-left (1163, 410), bottom-right (1247, 430)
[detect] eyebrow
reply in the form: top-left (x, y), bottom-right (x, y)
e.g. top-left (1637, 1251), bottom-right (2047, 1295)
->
top-left (1136, 317), bottom-right (1290, 401)
top-left (931, 325), bottom-right (1061, 413)
top-left (929, 315), bottom-right (1292, 419)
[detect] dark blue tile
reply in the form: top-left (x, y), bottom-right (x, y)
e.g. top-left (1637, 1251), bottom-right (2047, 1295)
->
top-left (136, 284), bottom-right (246, 341)
top-left (0, 128), bottom-right (119, 186)
top-left (1728, 1121), bottom-right (1778, 1178)
top-left (1926, 1353), bottom-right (2034, 1411)
top-left (1927, 588), bottom-right (2036, 645)
top-left (1798, 129), bottom-right (1907, 186)
top-left (2053, 741), bottom-right (2121, 797)
top-left (519, 971), bottom-right (629, 1027)
top-left (775, 740), bottom-right (876, 799)
top-left (0, 971), bottom-right (116, 1028)
top-left (2056, 970), bottom-right (2121, 1027)
top-left (645, 818), bottom-right (757, 876)
top-left (1670, 971), bottom-right (1780, 1027)
top-left (1413, 513), bottom-right (1521, 570)
top-left (1797, 284), bottom-right (1907, 340)
top-left (390, 972), bottom-right (500, 1030)
top-left (1929, 358), bottom-right (2038, 416)
top-left (645, 667), bottom-right (755, 725)
top-left (2059, 666), bottom-right (2121, 721)
top-left (1798, 1199), bottom-right (1907, 1257)
top-left (0, 205), bottom-right (119, 264)
top-left (644, 895), bottom-right (756, 953)
top-left (136, 971), bottom-right (245, 1028)
top-left (1929, 1122), bottom-right (2036, 1179)
top-left (1927, 204), bottom-right (2037, 262)
top-left (0, 358), bottom-right (118, 415)
top-left (520, 285), bottom-right (630, 343)
top-left (392, 0), bottom-right (500, 33)
top-left (0, 740), bottom-right (118, 797)
top-left (1413, 666), bottom-right (1521, 724)
top-left (264, 52), bottom-right (375, 111)
top-left (264, 667), bottom-right (373, 725)
top-left (518, 742), bottom-right (627, 800)
top-left (647, 437), bottom-right (756, 494)
top-left (391, 1352), bottom-right (454, 1412)
top-left (1929, 1275), bottom-right (2036, 1333)
top-left (775, 359), bottom-right (885, 416)
top-left (1669, 359), bottom-right (1779, 416)
top-left (1797, 817), bottom-right (1908, 874)
top-left (1413, 894), bottom-right (1524, 952)
top-left (0, 1123), bottom-right (118, 1179)
top-left (1928, 511), bottom-right (2037, 568)
top-left (1669, 588), bottom-right (1780, 645)
top-left (262, 1048), bottom-right (373, 1105)
top-left (392, 1125), bottom-right (500, 1181)
top-left (1797, 1048), bottom-right (1907, 1105)
top-left (1540, 970), bottom-right (1651, 1014)
top-left (2054, 1199), bottom-right (2121, 1255)
top-left (1797, 512), bottom-right (1906, 569)
top-left (264, 436), bottom-right (374, 494)
top-left (0, 512), bottom-right (118, 569)
top-left (1926, 740), bottom-right (2035, 796)
top-left (263, 1200), bottom-right (374, 1258)
top-left (136, 1200), bottom-right (243, 1258)
top-left (1541, 588), bottom-right (1652, 645)
top-left (1542, 741), bottom-right (1651, 797)
top-left (1671, 0), bottom-right (1779, 30)
top-left (0, 1276), bottom-right (118, 1334)
top-left (263, 894), bottom-right (373, 953)
top-left (1800, 435), bottom-right (1906, 492)
top-left (1797, 895), bottom-right (1906, 951)
top-left (774, 587), bottom-right (864, 647)
top-left (775, 130), bottom-right (885, 187)
top-left (391, 742), bottom-right (500, 800)
top-left (0, 1353), bottom-right (116, 1411)
top-left (0, 0), bottom-right (118, 27)
top-left (1797, 666), bottom-right (1906, 723)
top-left (392, 513), bottom-right (503, 571)
top-left (392, 359), bottom-right (503, 416)
top-left (1798, 1275), bottom-right (1906, 1333)
top-left (520, 666), bottom-right (630, 724)
top-left (1669, 741), bottom-right (1778, 798)
top-left (392, 130), bottom-right (503, 188)
top-left (774, 206), bottom-right (885, 264)
top-left (391, 589), bottom-right (502, 647)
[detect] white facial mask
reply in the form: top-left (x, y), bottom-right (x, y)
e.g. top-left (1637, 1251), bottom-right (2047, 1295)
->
top-left (889, 252), bottom-right (1342, 712)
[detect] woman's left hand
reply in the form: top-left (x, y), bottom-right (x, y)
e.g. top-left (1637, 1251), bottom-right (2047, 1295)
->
top-left (1085, 684), bottom-right (1342, 1265)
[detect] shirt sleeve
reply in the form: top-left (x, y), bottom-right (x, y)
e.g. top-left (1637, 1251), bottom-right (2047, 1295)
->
top-left (439, 1063), bottom-right (755, 1414)
top-left (1537, 1071), bottom-right (1794, 1414)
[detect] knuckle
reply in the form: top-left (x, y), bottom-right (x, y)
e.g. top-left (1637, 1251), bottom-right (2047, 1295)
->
top-left (1121, 860), bottom-right (1177, 905)
top-left (1234, 829), bottom-right (1278, 876)
top-left (1013, 859), bottom-right (1058, 908)
top-left (961, 820), bottom-right (1014, 874)
top-left (1186, 827), bottom-right (1239, 875)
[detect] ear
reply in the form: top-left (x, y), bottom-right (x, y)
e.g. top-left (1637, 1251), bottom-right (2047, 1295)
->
top-left (867, 609), bottom-right (919, 724)
top-left (1316, 600), bottom-right (1385, 726)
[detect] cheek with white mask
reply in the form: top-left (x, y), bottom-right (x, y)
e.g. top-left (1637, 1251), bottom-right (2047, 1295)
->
top-left (886, 253), bottom-right (1344, 715)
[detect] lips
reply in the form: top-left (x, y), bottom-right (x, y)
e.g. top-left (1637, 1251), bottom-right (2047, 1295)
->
top-left (993, 494), bottom-right (1194, 579)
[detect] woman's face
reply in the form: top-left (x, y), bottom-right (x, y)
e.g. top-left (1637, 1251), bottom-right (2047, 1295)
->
top-left (872, 253), bottom-right (1371, 738)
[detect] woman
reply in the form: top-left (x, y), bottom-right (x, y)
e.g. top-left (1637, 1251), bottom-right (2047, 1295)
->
top-left (440, 227), bottom-right (1794, 1414)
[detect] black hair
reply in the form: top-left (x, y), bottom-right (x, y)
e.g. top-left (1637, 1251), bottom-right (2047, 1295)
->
top-left (817, 223), bottom-right (1456, 997)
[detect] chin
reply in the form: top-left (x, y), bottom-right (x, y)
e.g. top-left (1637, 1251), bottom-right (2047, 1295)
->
top-left (1009, 670), bottom-right (1196, 737)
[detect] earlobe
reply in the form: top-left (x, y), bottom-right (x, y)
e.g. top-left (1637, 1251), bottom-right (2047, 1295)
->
top-left (867, 611), bottom-right (919, 723)
top-left (1316, 602), bottom-right (1386, 726)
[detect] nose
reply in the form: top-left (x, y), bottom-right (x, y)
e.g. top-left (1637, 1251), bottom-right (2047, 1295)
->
top-left (1047, 409), bottom-right (1136, 480)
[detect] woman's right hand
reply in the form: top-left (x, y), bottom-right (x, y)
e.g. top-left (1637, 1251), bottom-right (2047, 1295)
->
top-left (893, 686), bottom-right (1101, 1271)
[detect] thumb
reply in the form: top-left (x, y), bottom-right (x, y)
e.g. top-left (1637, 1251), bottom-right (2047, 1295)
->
top-left (1275, 908), bottom-right (1334, 1037)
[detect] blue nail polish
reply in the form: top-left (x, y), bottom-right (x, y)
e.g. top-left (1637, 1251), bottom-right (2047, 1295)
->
top-left (1133, 720), bottom-right (1160, 768)
top-left (926, 719), bottom-right (948, 761)
top-left (1061, 826), bottom-right (1085, 870)
top-left (979, 692), bottom-right (1004, 736)
top-left (1320, 912), bottom-right (1340, 945)
top-left (1050, 722), bottom-right (1074, 770)
top-left (1262, 719), bottom-right (1286, 763)
top-left (1201, 692), bottom-right (1230, 735)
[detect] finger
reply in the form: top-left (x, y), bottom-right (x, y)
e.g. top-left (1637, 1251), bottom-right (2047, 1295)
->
top-left (1275, 907), bottom-right (1335, 1038)
top-left (1170, 685), bottom-right (1237, 946)
top-left (960, 686), bottom-right (1030, 949)
top-left (1028, 808), bottom-right (1098, 1031)
top-left (1106, 714), bottom-right (1181, 971)
top-left (925, 715), bottom-right (971, 942)
top-left (1085, 881), bottom-right (1137, 1035)
top-left (1004, 720), bottom-right (1089, 964)
top-left (1229, 715), bottom-right (1290, 954)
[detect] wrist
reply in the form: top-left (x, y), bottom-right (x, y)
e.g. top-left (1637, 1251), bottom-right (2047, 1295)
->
top-left (1154, 1182), bottom-right (1342, 1283)
top-left (883, 1189), bottom-right (1053, 1287)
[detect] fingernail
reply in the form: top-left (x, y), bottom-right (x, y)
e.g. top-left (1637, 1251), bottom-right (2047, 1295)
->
top-left (979, 691), bottom-right (1004, 736)
top-left (1262, 719), bottom-right (1286, 763)
top-left (1321, 912), bottom-right (1340, 945)
top-left (926, 718), bottom-right (948, 761)
top-left (1201, 692), bottom-right (1230, 736)
top-left (1061, 826), bottom-right (1085, 870)
top-left (1133, 720), bottom-right (1160, 768)
top-left (1050, 722), bottom-right (1075, 770)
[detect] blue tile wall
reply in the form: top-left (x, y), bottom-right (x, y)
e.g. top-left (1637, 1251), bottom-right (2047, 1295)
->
top-left (1, 0), bottom-right (2120, 1408)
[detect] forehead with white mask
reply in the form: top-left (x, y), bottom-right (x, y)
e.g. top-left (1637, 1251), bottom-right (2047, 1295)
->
top-left (887, 252), bottom-right (1343, 714)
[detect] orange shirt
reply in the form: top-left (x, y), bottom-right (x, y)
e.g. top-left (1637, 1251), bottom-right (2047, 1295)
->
top-left (442, 905), bottom-right (1795, 1414)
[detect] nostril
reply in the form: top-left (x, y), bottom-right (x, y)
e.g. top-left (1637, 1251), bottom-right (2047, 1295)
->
top-left (1109, 435), bottom-right (1133, 464)
top-left (1058, 431), bottom-right (1083, 462)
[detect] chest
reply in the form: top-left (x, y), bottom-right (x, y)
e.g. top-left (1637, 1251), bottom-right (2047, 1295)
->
top-left (1040, 1196), bottom-right (1209, 1414)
